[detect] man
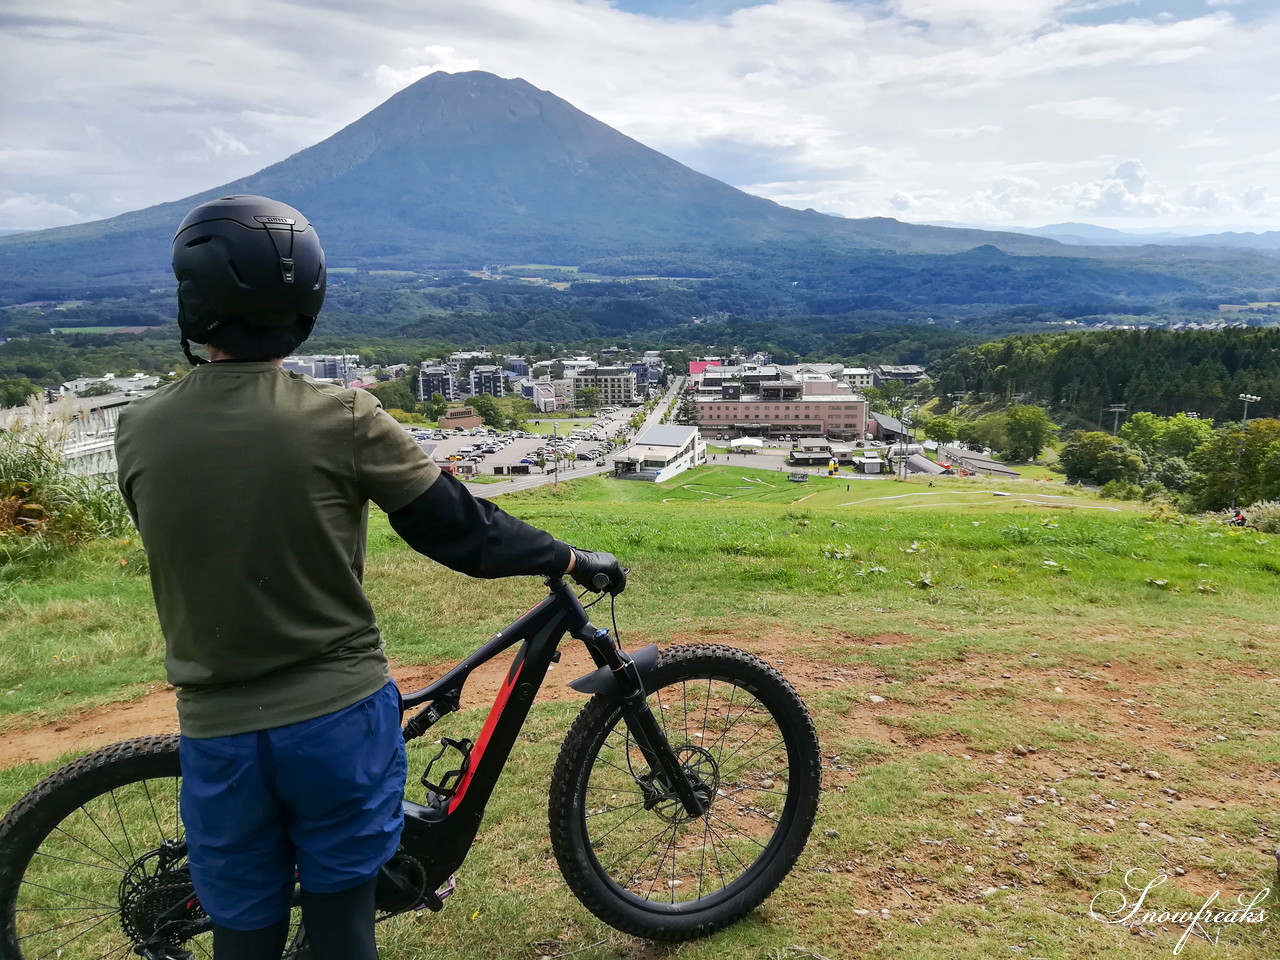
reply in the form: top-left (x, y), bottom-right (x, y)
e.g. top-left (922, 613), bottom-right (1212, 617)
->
top-left (115, 195), bottom-right (624, 960)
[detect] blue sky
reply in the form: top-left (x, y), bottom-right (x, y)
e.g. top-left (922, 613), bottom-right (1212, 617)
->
top-left (2, 0), bottom-right (1278, 232)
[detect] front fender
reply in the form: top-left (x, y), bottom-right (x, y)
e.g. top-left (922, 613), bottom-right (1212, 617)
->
top-left (568, 644), bottom-right (661, 699)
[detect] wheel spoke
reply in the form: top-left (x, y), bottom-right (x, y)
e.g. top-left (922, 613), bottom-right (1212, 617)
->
top-left (719, 738), bottom-right (788, 783)
top-left (18, 912), bottom-right (114, 942)
top-left (715, 718), bottom-right (779, 771)
top-left (706, 809), bottom-right (770, 853)
top-left (602, 819), bottom-right (676, 875)
top-left (29, 912), bottom-right (115, 960)
top-left (49, 825), bottom-right (124, 871)
top-left (141, 778), bottom-right (167, 843)
top-left (31, 849), bottom-right (128, 875)
top-left (18, 879), bottom-right (118, 910)
top-left (585, 800), bottom-right (647, 819)
top-left (78, 805), bottom-right (131, 867)
top-left (107, 789), bottom-right (137, 861)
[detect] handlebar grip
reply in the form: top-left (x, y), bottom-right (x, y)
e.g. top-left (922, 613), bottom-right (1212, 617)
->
top-left (591, 572), bottom-right (611, 591)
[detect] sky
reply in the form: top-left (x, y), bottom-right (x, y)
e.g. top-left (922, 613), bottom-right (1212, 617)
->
top-left (3, 0), bottom-right (1279, 235)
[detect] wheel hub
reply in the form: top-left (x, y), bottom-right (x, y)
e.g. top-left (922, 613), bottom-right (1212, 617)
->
top-left (642, 744), bottom-right (720, 824)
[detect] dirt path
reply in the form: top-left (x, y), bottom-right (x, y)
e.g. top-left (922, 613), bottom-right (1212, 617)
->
top-left (0, 632), bottom-right (869, 769)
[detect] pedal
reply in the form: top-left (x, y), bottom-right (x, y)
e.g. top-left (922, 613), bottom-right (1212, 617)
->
top-left (421, 737), bottom-right (472, 801)
top-left (414, 875), bottom-right (458, 913)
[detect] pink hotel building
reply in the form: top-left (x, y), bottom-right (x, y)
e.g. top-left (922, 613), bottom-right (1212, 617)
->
top-left (695, 380), bottom-right (869, 440)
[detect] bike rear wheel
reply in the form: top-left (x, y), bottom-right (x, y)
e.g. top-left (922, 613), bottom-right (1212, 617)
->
top-left (549, 644), bottom-right (821, 940)
top-left (0, 736), bottom-right (306, 960)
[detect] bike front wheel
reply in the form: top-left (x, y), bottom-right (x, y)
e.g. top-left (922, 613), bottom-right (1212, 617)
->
top-left (549, 644), bottom-right (821, 940)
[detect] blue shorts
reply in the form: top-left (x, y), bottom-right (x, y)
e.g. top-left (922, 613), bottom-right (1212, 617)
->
top-left (179, 681), bottom-right (407, 930)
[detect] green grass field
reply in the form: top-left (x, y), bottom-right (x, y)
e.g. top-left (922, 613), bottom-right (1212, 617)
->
top-left (1, 468), bottom-right (1277, 959)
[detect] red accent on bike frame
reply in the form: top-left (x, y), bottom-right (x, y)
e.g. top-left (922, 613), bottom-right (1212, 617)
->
top-left (447, 660), bottom-right (525, 813)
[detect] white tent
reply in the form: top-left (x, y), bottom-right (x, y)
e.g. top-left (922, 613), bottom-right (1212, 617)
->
top-left (729, 437), bottom-right (765, 449)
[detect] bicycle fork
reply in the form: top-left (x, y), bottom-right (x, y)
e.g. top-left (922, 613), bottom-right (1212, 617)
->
top-left (570, 631), bottom-right (709, 819)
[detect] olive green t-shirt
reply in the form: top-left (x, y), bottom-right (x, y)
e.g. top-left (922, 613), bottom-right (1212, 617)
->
top-left (115, 362), bottom-right (440, 738)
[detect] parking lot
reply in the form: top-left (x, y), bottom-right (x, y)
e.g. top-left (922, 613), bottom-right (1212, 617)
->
top-left (402, 408), bottom-right (635, 477)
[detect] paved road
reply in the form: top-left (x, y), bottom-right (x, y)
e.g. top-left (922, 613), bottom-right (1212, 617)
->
top-left (468, 382), bottom-right (679, 499)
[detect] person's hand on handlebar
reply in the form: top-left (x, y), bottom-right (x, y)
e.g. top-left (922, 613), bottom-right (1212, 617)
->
top-left (566, 548), bottom-right (627, 595)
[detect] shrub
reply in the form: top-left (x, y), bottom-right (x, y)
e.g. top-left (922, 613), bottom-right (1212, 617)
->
top-left (1100, 479), bottom-right (1143, 500)
top-left (1141, 480), bottom-right (1169, 502)
top-left (0, 409), bottom-right (133, 564)
top-left (1241, 500), bottom-right (1280, 534)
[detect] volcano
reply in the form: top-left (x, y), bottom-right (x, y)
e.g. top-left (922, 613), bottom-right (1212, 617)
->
top-left (0, 71), bottom-right (1074, 297)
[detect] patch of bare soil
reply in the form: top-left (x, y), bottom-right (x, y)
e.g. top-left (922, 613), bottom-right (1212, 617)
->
top-left (0, 629), bottom-right (868, 770)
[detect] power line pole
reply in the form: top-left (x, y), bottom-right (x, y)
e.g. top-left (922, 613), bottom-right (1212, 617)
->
top-left (1108, 403), bottom-right (1127, 435)
top-left (1233, 393), bottom-right (1262, 509)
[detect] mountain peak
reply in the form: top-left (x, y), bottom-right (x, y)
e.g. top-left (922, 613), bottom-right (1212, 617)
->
top-left (0, 71), bottom-right (1068, 293)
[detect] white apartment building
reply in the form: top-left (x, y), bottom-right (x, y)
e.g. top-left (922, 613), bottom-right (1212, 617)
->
top-left (575, 367), bottom-right (639, 407)
top-left (841, 367), bottom-right (874, 389)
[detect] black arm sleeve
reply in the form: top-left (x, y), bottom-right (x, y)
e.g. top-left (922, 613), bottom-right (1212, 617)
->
top-left (387, 471), bottom-right (573, 580)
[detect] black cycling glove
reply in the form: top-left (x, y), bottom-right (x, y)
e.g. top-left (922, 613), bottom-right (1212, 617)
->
top-left (570, 548), bottom-right (627, 595)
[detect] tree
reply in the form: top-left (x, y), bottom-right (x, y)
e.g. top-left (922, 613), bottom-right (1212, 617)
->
top-left (957, 413), bottom-right (1008, 453)
top-left (1058, 431), bottom-right (1145, 485)
top-left (367, 377), bottom-right (417, 414)
top-left (870, 379), bottom-right (909, 418)
top-left (1004, 405), bottom-right (1056, 461)
top-left (1119, 411), bottom-right (1162, 453)
top-left (1157, 413), bottom-right (1215, 459)
top-left (469, 393), bottom-right (503, 427)
top-left (421, 392), bottom-right (447, 421)
top-left (674, 390), bottom-right (699, 426)
top-left (0, 378), bottom-right (38, 408)
top-left (922, 415), bottom-right (959, 445)
top-left (576, 386), bottom-right (601, 411)
top-left (1188, 419), bottom-right (1280, 510)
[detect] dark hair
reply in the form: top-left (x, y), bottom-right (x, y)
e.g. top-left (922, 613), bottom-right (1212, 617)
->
top-left (202, 317), bottom-right (310, 361)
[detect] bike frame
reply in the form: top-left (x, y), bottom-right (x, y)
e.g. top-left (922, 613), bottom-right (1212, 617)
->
top-left (391, 577), bottom-right (699, 907)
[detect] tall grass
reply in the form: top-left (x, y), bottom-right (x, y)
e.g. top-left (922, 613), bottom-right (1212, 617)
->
top-left (0, 399), bottom-right (132, 573)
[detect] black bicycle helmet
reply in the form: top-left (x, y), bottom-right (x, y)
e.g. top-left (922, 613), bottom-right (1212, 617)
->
top-left (172, 195), bottom-right (325, 365)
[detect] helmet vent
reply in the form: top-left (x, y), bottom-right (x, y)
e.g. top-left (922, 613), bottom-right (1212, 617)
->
top-left (228, 260), bottom-right (246, 284)
top-left (185, 236), bottom-right (212, 248)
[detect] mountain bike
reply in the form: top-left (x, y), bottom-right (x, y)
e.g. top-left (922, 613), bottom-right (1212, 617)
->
top-left (0, 575), bottom-right (821, 959)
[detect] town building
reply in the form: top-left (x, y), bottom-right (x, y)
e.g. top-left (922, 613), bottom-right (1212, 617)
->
top-left (440, 406), bottom-right (483, 431)
top-left (576, 367), bottom-right (639, 407)
top-left (874, 364), bottom-right (928, 387)
top-left (417, 365), bottom-right (458, 401)
top-left (611, 424), bottom-right (706, 482)
top-left (448, 350), bottom-right (491, 365)
top-left (282, 354), bottom-right (360, 380)
top-left (696, 381), bottom-right (869, 440)
top-left (59, 372), bottom-right (162, 397)
top-left (468, 365), bottom-right (506, 398)
top-left (844, 367), bottom-right (875, 390)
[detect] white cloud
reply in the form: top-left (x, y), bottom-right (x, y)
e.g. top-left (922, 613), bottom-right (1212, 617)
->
top-left (1034, 97), bottom-right (1182, 129)
top-left (374, 46), bottom-right (484, 89)
top-left (922, 124), bottom-right (1003, 138)
top-left (202, 128), bottom-right (250, 158)
top-left (0, 0), bottom-right (1277, 232)
top-left (0, 194), bottom-right (85, 230)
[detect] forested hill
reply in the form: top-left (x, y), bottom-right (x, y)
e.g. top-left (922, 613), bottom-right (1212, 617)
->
top-left (931, 327), bottom-right (1280, 422)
